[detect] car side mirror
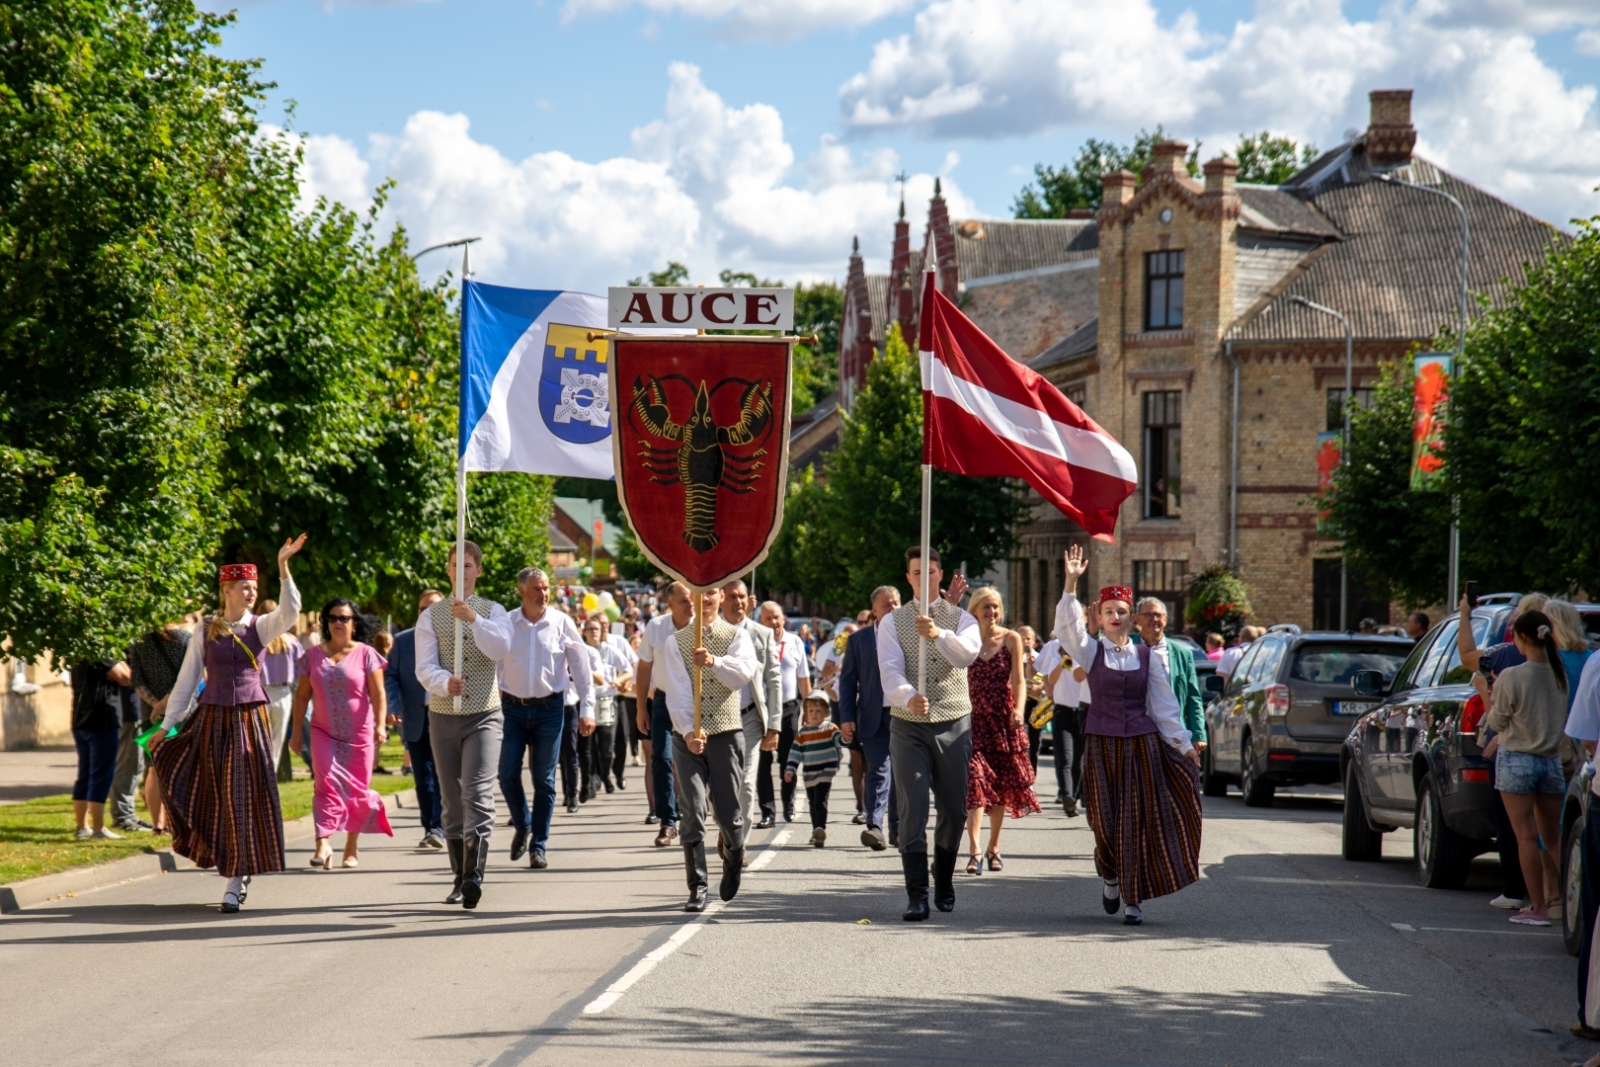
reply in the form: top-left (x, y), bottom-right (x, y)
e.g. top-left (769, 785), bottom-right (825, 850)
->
top-left (1204, 674), bottom-right (1225, 696)
top-left (1351, 670), bottom-right (1386, 698)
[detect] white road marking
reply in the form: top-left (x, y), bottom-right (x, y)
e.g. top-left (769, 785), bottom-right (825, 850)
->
top-left (1391, 922), bottom-right (1416, 932)
top-left (580, 829), bottom-right (792, 1016)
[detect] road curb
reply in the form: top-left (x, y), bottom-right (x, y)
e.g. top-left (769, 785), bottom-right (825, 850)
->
top-left (0, 787), bottom-right (416, 914)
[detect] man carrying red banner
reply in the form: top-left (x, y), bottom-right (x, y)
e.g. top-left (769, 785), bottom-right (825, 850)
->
top-left (1053, 546), bottom-right (1202, 926)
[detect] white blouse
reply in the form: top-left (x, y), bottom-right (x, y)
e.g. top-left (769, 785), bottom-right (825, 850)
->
top-left (159, 578), bottom-right (302, 731)
top-left (1051, 591), bottom-right (1192, 752)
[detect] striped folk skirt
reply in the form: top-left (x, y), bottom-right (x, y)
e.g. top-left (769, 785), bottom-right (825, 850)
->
top-left (152, 702), bottom-right (286, 878)
top-left (1083, 732), bottom-right (1203, 906)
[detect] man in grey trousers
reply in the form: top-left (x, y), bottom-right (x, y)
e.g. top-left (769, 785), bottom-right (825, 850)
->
top-left (415, 539), bottom-right (508, 910)
top-left (721, 578), bottom-right (781, 861)
top-left (876, 547), bottom-right (979, 923)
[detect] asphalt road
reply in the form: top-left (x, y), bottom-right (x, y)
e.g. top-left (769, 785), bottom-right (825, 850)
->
top-left (0, 768), bottom-right (1588, 1067)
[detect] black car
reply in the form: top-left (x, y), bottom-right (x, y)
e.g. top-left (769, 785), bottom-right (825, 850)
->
top-left (1202, 630), bottom-right (1413, 806)
top-left (1340, 604), bottom-right (1517, 888)
top-left (1560, 765), bottom-right (1593, 955)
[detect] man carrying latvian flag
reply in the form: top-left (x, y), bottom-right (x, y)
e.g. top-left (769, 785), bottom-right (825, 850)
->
top-left (896, 272), bottom-right (1203, 928)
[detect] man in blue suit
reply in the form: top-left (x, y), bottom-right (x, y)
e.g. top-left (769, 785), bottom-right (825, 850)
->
top-left (386, 590), bottom-right (446, 850)
top-left (839, 584), bottom-right (901, 851)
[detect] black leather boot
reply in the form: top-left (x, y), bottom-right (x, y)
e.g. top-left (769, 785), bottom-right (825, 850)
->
top-left (901, 850), bottom-right (930, 922)
top-left (461, 832), bottom-right (488, 910)
top-left (720, 847), bottom-right (745, 902)
top-left (933, 846), bottom-right (958, 912)
top-left (444, 838), bottom-right (465, 905)
top-left (683, 841), bottom-right (709, 913)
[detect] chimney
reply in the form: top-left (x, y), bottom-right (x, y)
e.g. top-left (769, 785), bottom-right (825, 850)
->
top-left (1203, 155), bottom-right (1237, 197)
top-left (1365, 89), bottom-right (1416, 167)
top-left (1100, 169), bottom-right (1137, 213)
top-left (1144, 140), bottom-right (1188, 183)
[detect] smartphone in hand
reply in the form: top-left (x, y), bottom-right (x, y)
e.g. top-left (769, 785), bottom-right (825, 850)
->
top-left (1465, 580), bottom-right (1479, 609)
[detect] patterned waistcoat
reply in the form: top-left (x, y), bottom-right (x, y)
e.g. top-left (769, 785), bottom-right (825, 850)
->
top-left (890, 599), bottom-right (972, 724)
top-left (675, 616), bottom-right (742, 736)
top-left (427, 596), bottom-right (501, 717)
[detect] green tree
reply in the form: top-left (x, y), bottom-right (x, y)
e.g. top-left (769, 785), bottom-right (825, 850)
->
top-left (627, 261), bottom-right (690, 287)
top-left (0, 0), bottom-right (262, 662)
top-left (1233, 131), bottom-right (1318, 185)
top-left (764, 325), bottom-right (1030, 610)
top-left (455, 472), bottom-right (555, 607)
top-left (1012, 129), bottom-right (1198, 218)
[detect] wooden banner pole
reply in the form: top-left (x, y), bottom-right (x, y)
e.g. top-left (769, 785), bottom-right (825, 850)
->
top-left (692, 589), bottom-right (704, 739)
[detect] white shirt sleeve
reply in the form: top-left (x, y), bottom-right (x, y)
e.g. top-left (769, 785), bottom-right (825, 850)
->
top-left (253, 578), bottom-right (301, 648)
top-left (562, 616), bottom-right (596, 720)
top-left (157, 621), bottom-right (209, 731)
top-left (713, 626), bottom-right (759, 691)
top-left (414, 607), bottom-right (452, 698)
top-left (1033, 642), bottom-right (1062, 678)
top-left (876, 617), bottom-right (916, 709)
top-left (471, 602), bottom-right (513, 661)
top-left (935, 609), bottom-right (981, 668)
top-left (1145, 647), bottom-right (1192, 752)
top-left (1566, 653), bottom-right (1600, 742)
top-left (1052, 593), bottom-right (1095, 668)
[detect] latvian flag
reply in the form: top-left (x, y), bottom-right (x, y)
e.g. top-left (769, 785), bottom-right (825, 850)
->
top-left (918, 272), bottom-right (1137, 540)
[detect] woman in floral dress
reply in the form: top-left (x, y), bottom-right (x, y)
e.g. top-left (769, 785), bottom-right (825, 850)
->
top-left (964, 587), bottom-right (1040, 874)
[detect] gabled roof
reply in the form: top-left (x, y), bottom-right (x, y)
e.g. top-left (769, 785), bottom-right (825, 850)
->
top-left (1235, 186), bottom-right (1343, 240)
top-left (1031, 316), bottom-right (1098, 371)
top-left (951, 218), bottom-right (1098, 282)
top-left (865, 274), bottom-right (889, 343)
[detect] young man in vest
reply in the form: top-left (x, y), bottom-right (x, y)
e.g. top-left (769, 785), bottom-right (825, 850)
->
top-left (663, 586), bottom-right (760, 912)
top-left (415, 540), bottom-right (508, 909)
top-left (876, 547), bottom-right (980, 922)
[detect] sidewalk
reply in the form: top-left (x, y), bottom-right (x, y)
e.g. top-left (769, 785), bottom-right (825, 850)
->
top-left (0, 746), bottom-right (79, 805)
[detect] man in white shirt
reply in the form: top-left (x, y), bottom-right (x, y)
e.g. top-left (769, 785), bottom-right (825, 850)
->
top-left (721, 580), bottom-right (780, 858)
top-left (758, 602), bottom-right (812, 825)
top-left (877, 546), bottom-right (981, 922)
top-left (1032, 637), bottom-right (1086, 817)
top-left (636, 582), bottom-right (692, 847)
top-left (473, 566), bottom-right (594, 870)
top-left (663, 587), bottom-right (760, 911)
top-left (1052, 545), bottom-right (1201, 926)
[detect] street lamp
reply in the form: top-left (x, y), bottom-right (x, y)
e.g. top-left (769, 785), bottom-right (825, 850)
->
top-left (1376, 173), bottom-right (1469, 608)
top-left (1292, 294), bottom-right (1353, 632)
top-left (412, 236), bottom-right (481, 280)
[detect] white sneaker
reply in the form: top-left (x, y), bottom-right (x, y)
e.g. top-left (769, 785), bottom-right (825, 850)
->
top-left (92, 827), bottom-right (122, 839)
top-left (74, 828), bottom-right (92, 840)
top-left (1489, 894), bottom-right (1524, 910)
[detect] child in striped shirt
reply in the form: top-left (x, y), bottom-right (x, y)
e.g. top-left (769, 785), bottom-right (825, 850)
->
top-left (784, 692), bottom-right (843, 847)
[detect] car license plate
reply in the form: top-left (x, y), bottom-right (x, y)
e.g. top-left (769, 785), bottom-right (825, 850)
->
top-left (1335, 701), bottom-right (1375, 716)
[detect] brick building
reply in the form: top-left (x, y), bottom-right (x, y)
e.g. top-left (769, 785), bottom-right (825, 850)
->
top-left (839, 89), bottom-right (1563, 634)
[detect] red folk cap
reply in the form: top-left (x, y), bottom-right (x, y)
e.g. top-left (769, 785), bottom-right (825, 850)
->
top-left (1096, 585), bottom-right (1134, 607)
top-left (219, 564), bottom-right (258, 583)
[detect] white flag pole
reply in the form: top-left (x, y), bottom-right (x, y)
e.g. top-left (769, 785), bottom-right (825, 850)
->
top-left (452, 241), bottom-right (472, 713)
top-left (919, 463), bottom-right (931, 697)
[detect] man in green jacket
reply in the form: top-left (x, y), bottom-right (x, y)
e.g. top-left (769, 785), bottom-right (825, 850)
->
top-left (1134, 597), bottom-right (1206, 748)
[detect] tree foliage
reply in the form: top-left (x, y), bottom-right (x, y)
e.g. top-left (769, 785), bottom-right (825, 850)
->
top-left (1012, 129), bottom-right (1198, 217)
top-left (1233, 131), bottom-right (1319, 185)
top-left (762, 325), bottom-right (1031, 611)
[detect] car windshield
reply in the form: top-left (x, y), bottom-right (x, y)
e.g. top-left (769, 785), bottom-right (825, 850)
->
top-left (1289, 644), bottom-right (1410, 685)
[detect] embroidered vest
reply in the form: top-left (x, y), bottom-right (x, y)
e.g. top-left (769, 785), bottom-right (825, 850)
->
top-left (427, 596), bottom-right (501, 716)
top-left (675, 616), bottom-right (742, 735)
top-left (890, 599), bottom-right (972, 724)
top-left (200, 619), bottom-right (268, 708)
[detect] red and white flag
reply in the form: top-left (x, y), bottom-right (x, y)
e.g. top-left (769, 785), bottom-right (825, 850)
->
top-left (918, 273), bottom-right (1136, 540)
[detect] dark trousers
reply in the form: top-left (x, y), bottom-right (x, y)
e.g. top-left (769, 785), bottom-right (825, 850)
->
top-left (581, 722), bottom-right (618, 790)
top-left (405, 725), bottom-right (442, 834)
top-left (860, 724), bottom-right (897, 834)
top-left (671, 729), bottom-right (745, 849)
top-left (71, 727), bottom-right (119, 803)
top-left (559, 704), bottom-right (580, 801)
top-left (1054, 703), bottom-right (1087, 802)
top-left (1578, 806), bottom-right (1600, 1022)
top-left (806, 781), bottom-right (832, 830)
top-left (610, 718), bottom-right (629, 784)
top-left (891, 715), bottom-right (972, 855)
top-left (498, 695), bottom-right (565, 850)
top-left (759, 699), bottom-right (801, 818)
top-left (650, 693), bottom-right (678, 827)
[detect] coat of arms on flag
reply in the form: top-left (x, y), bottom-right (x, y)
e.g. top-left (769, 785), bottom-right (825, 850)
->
top-left (539, 322), bottom-right (615, 444)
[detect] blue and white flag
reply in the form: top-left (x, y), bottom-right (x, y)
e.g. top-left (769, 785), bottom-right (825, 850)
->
top-left (459, 280), bottom-right (614, 478)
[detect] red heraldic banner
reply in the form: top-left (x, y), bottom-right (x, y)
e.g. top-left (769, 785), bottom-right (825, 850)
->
top-left (917, 273), bottom-right (1137, 540)
top-left (610, 336), bottom-right (792, 589)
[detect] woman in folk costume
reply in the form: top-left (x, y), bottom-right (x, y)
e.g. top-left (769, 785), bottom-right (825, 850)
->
top-left (1052, 545), bottom-right (1202, 925)
top-left (151, 535), bottom-right (307, 912)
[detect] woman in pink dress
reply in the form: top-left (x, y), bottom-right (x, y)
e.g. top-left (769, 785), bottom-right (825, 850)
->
top-left (290, 599), bottom-right (393, 868)
top-left (964, 587), bottom-right (1040, 875)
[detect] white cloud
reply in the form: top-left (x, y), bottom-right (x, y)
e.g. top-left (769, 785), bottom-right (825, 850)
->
top-left (560, 0), bottom-right (917, 42)
top-left (837, 0), bottom-right (1600, 225)
top-left (292, 64), bottom-right (973, 291)
top-left (1577, 29), bottom-right (1600, 57)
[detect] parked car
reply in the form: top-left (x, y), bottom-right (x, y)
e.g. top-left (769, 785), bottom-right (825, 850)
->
top-left (1560, 763), bottom-right (1593, 956)
top-left (1339, 603), bottom-right (1518, 887)
top-left (1202, 630), bottom-right (1413, 806)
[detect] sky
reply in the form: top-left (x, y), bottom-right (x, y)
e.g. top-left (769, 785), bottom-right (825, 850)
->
top-left (219, 0), bottom-right (1600, 293)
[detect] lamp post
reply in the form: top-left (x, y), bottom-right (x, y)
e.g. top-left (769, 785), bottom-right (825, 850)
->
top-left (1376, 174), bottom-right (1469, 608)
top-left (412, 236), bottom-right (481, 280)
top-left (1292, 295), bottom-right (1353, 631)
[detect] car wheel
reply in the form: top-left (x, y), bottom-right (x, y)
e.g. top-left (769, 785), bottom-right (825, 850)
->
top-left (1201, 746), bottom-right (1228, 798)
top-left (1240, 737), bottom-right (1276, 808)
top-left (1414, 772), bottom-right (1472, 889)
top-left (1342, 763), bottom-right (1383, 862)
top-left (1563, 815), bottom-right (1584, 957)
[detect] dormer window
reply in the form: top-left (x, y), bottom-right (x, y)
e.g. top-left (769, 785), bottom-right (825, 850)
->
top-left (1144, 250), bottom-right (1185, 330)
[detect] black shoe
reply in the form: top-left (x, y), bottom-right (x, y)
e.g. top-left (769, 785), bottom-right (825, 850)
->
top-left (889, 830), bottom-right (899, 848)
top-left (645, 811), bottom-right (658, 825)
top-left (782, 807), bottom-right (795, 824)
top-left (461, 833), bottom-right (488, 910)
top-left (901, 850), bottom-right (930, 922)
top-left (933, 847), bottom-right (957, 913)
top-left (616, 777), bottom-right (626, 791)
top-left (509, 827), bottom-right (529, 863)
top-left (579, 787), bottom-right (591, 804)
top-left (720, 847), bottom-right (744, 901)
top-left (683, 841), bottom-right (708, 913)
top-left (565, 799), bottom-right (579, 814)
top-left (852, 812), bottom-right (866, 825)
top-left (1102, 881), bottom-right (1121, 915)
top-left (756, 815), bottom-right (775, 830)
top-left (604, 780), bottom-right (615, 794)
top-left (1123, 907), bottom-right (1142, 926)
top-left (445, 838), bottom-right (466, 905)
top-left (530, 848), bottom-right (548, 870)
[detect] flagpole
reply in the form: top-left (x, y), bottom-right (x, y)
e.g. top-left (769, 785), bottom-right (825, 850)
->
top-left (919, 464), bottom-right (931, 697)
top-left (452, 241), bottom-right (472, 713)
top-left (692, 589), bottom-right (704, 738)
